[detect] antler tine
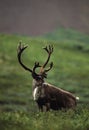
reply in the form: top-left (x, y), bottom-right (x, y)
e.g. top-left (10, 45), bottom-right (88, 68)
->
top-left (17, 42), bottom-right (28, 53)
top-left (34, 62), bottom-right (41, 68)
top-left (43, 46), bottom-right (49, 53)
top-left (32, 62), bottom-right (41, 76)
top-left (49, 45), bottom-right (53, 54)
top-left (45, 62), bottom-right (53, 72)
top-left (43, 45), bottom-right (53, 54)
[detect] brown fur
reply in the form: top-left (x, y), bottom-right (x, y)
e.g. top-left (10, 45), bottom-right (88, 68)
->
top-left (33, 81), bottom-right (77, 111)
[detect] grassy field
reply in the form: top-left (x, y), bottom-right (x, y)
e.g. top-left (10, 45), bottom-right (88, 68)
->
top-left (0, 28), bottom-right (89, 130)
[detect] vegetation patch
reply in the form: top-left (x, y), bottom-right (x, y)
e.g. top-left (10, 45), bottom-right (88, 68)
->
top-left (0, 28), bottom-right (89, 129)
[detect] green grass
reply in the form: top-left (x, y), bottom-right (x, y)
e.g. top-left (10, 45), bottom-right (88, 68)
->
top-left (0, 28), bottom-right (89, 130)
top-left (0, 106), bottom-right (89, 130)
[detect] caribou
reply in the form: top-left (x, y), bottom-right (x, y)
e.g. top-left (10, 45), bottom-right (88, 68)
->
top-left (17, 42), bottom-right (79, 112)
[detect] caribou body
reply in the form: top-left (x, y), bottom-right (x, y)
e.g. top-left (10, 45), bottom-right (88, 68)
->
top-left (17, 42), bottom-right (79, 112)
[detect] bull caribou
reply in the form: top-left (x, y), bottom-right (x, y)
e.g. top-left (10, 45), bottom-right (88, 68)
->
top-left (17, 42), bottom-right (79, 111)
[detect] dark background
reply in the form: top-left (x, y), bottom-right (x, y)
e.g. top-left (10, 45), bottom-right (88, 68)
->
top-left (0, 0), bottom-right (89, 36)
